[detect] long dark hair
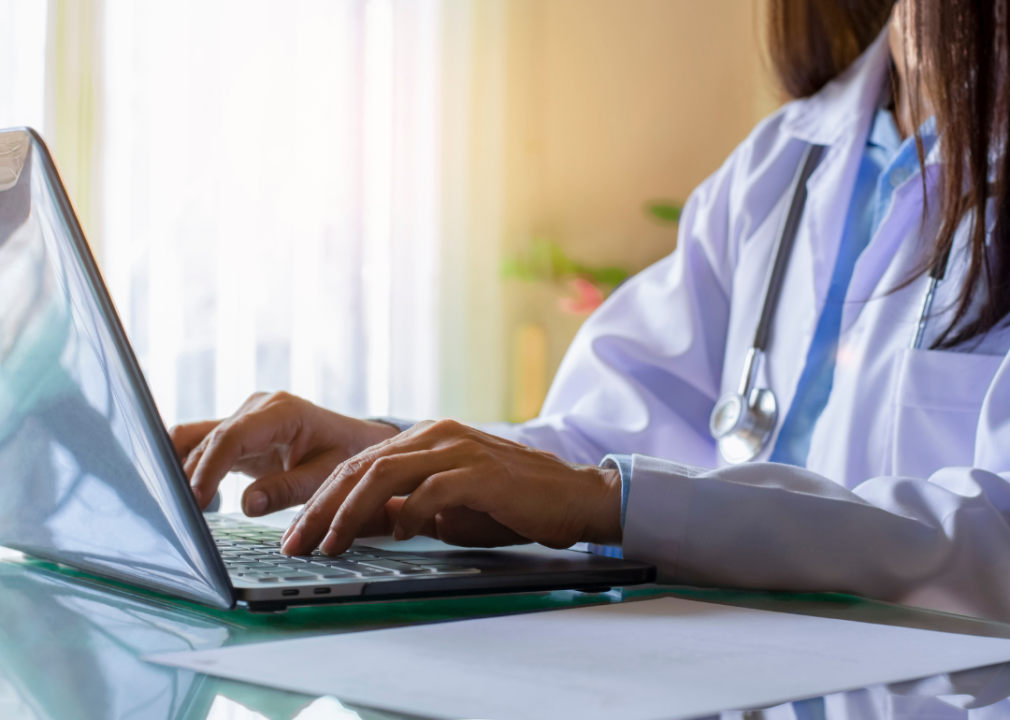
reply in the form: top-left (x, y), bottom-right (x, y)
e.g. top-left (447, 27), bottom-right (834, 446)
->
top-left (912, 0), bottom-right (1010, 347)
top-left (765, 0), bottom-right (894, 99)
top-left (767, 0), bottom-right (1010, 348)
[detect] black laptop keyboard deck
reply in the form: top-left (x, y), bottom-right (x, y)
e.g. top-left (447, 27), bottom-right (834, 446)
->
top-left (208, 516), bottom-right (479, 584)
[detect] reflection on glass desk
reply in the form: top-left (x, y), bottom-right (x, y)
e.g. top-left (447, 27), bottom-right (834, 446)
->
top-left (4, 553), bottom-right (1010, 720)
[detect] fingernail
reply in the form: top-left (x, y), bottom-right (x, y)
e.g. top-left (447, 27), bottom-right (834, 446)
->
top-left (244, 491), bottom-right (268, 516)
top-left (282, 529), bottom-right (301, 555)
top-left (393, 524), bottom-right (405, 541)
top-left (321, 530), bottom-right (338, 555)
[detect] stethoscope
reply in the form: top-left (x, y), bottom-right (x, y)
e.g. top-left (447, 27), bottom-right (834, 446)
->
top-left (708, 144), bottom-right (948, 464)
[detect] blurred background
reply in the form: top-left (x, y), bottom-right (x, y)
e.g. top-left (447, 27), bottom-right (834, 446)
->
top-left (0, 0), bottom-right (779, 511)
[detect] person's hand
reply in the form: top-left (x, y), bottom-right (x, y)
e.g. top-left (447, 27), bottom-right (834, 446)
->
top-left (280, 419), bottom-right (623, 556)
top-left (169, 392), bottom-right (400, 515)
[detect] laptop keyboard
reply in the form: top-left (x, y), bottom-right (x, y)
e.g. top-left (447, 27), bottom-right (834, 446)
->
top-left (208, 516), bottom-right (480, 584)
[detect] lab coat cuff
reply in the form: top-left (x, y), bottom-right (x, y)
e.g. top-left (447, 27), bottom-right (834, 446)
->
top-left (600, 454), bottom-right (633, 528)
top-left (367, 417), bottom-right (417, 433)
top-left (621, 454), bottom-right (707, 582)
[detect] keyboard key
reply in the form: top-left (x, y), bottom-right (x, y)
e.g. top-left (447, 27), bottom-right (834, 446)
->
top-left (314, 559), bottom-right (364, 570)
top-left (402, 559), bottom-right (465, 568)
top-left (310, 562), bottom-right (392, 577)
top-left (316, 568), bottom-right (357, 578)
top-left (425, 566), bottom-right (481, 575)
top-left (357, 559), bottom-right (433, 574)
top-left (355, 569), bottom-right (394, 577)
top-left (232, 572), bottom-right (279, 581)
top-left (279, 572), bottom-right (319, 581)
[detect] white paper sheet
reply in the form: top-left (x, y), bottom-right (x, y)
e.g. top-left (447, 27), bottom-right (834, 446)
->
top-left (147, 597), bottom-right (1010, 720)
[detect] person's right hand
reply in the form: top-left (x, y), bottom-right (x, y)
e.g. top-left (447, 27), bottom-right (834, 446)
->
top-left (169, 392), bottom-right (400, 517)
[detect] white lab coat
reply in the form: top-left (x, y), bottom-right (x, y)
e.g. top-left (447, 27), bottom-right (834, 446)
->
top-left (485, 28), bottom-right (1010, 622)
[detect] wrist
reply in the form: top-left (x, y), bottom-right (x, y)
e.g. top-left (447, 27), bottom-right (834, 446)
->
top-left (581, 466), bottom-right (623, 546)
top-left (350, 419), bottom-right (401, 455)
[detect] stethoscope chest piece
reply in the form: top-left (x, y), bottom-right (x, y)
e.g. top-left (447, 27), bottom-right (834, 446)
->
top-left (709, 386), bottom-right (778, 465)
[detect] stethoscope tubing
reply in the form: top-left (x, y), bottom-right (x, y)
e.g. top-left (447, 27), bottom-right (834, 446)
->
top-left (734, 144), bottom-right (827, 400)
top-left (751, 144), bottom-right (828, 354)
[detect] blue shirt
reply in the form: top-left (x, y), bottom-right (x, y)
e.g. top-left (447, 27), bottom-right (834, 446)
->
top-left (769, 110), bottom-right (936, 466)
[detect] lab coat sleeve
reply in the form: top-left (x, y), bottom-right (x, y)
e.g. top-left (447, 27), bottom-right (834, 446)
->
top-left (622, 455), bottom-right (1010, 621)
top-left (481, 109), bottom-right (803, 467)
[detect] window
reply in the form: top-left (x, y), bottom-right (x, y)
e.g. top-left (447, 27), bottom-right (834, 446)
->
top-left (1, 0), bottom-right (507, 514)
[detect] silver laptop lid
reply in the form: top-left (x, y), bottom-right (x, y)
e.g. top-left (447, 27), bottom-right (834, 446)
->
top-left (0, 128), bottom-right (233, 609)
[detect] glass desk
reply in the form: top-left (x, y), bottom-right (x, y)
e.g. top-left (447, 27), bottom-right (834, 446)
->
top-left (4, 551), bottom-right (1010, 720)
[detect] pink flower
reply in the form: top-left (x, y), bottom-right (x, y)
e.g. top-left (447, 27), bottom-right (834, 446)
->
top-left (559, 277), bottom-right (605, 316)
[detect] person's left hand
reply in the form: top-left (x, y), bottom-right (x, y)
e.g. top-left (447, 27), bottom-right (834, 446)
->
top-left (279, 419), bottom-right (623, 556)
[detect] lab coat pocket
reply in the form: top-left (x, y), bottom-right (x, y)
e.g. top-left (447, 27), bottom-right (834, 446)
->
top-left (891, 348), bottom-right (1002, 479)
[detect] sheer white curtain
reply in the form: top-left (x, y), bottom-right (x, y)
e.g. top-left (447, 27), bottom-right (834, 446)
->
top-left (100, 0), bottom-right (444, 511)
top-left (0, 0), bottom-right (46, 131)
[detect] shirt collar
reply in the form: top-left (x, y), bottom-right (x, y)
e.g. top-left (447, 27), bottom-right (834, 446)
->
top-left (887, 115), bottom-right (940, 170)
top-left (868, 109), bottom-right (902, 154)
top-left (781, 25), bottom-right (893, 146)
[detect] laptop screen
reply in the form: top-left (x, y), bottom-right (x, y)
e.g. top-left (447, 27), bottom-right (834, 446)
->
top-left (0, 129), bottom-right (232, 608)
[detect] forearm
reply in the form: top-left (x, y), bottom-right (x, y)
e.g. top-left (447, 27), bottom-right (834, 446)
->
top-left (621, 456), bottom-right (1010, 622)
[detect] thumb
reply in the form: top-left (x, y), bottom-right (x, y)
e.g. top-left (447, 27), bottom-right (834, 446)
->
top-left (241, 463), bottom-right (331, 517)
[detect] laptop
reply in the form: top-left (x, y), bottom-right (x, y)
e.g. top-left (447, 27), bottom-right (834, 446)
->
top-left (0, 127), bottom-right (655, 611)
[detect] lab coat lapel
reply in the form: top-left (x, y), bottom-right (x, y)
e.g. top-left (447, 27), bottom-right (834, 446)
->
top-left (841, 153), bottom-right (943, 333)
top-left (841, 169), bottom-right (936, 333)
top-left (781, 28), bottom-right (892, 319)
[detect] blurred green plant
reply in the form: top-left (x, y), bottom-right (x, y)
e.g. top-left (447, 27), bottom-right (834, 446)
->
top-left (645, 200), bottom-right (682, 224)
top-left (501, 200), bottom-right (683, 314)
top-left (500, 238), bottom-right (630, 288)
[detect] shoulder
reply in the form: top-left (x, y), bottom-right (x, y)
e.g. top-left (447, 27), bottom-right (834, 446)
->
top-left (719, 105), bottom-right (807, 209)
top-left (702, 26), bottom-right (891, 217)
top-left (681, 103), bottom-right (806, 268)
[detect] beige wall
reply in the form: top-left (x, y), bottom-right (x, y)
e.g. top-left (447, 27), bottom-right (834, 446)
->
top-left (498, 0), bottom-right (779, 420)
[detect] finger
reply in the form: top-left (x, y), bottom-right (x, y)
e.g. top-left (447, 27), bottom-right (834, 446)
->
top-left (182, 392), bottom-right (276, 477)
top-left (431, 507), bottom-right (528, 547)
top-left (379, 494), bottom-right (525, 547)
top-left (329, 448), bottom-right (473, 552)
top-left (241, 459), bottom-right (334, 516)
top-left (169, 420), bottom-right (221, 461)
top-left (392, 469), bottom-right (485, 540)
top-left (289, 446), bottom-right (460, 556)
top-left (279, 493), bottom-right (401, 554)
top-left (279, 421), bottom-right (443, 547)
top-left (189, 410), bottom-right (297, 509)
top-left (356, 497), bottom-right (406, 538)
